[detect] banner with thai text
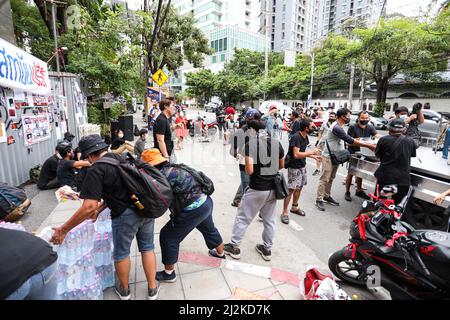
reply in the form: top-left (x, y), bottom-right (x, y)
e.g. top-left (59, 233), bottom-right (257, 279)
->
top-left (0, 38), bottom-right (51, 94)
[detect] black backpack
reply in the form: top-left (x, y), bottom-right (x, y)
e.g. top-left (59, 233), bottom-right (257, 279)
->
top-left (167, 163), bottom-right (214, 214)
top-left (95, 156), bottom-right (174, 218)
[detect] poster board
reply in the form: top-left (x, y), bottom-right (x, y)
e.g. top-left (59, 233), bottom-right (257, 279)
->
top-left (21, 113), bottom-right (51, 146)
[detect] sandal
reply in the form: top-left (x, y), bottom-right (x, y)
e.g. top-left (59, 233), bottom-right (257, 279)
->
top-left (290, 204), bottom-right (306, 216)
top-left (280, 214), bottom-right (289, 224)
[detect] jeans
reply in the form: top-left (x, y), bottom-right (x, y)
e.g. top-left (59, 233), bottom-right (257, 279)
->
top-left (160, 196), bottom-right (222, 265)
top-left (233, 170), bottom-right (250, 203)
top-left (6, 262), bottom-right (59, 300)
top-left (112, 208), bottom-right (155, 261)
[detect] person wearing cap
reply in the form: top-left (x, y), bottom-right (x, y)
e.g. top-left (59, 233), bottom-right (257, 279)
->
top-left (374, 118), bottom-right (417, 204)
top-left (50, 134), bottom-right (160, 300)
top-left (264, 105), bottom-right (279, 137)
top-left (140, 149), bottom-right (225, 283)
top-left (224, 116), bottom-right (285, 262)
top-left (37, 143), bottom-right (65, 190)
top-left (229, 108), bottom-right (260, 207)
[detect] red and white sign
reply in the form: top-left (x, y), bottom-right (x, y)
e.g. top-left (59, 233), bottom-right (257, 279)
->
top-left (0, 38), bottom-right (51, 94)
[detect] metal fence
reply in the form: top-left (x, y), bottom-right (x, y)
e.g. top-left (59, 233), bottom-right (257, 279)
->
top-left (0, 72), bottom-right (87, 187)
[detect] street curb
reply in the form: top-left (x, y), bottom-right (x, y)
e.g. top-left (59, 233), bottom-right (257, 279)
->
top-left (178, 251), bottom-right (300, 287)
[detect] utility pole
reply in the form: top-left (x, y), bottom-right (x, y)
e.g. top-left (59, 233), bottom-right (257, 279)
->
top-left (309, 52), bottom-right (315, 107)
top-left (51, 1), bottom-right (60, 76)
top-left (359, 73), bottom-right (365, 110)
top-left (348, 63), bottom-right (355, 109)
top-left (263, 0), bottom-right (269, 101)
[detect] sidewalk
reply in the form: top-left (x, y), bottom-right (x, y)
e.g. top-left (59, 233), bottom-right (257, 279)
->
top-left (36, 200), bottom-right (302, 300)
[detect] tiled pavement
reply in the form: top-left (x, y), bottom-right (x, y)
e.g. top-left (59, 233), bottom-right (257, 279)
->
top-left (36, 200), bottom-right (303, 300)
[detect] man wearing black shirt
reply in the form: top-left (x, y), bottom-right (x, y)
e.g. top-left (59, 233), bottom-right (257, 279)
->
top-left (37, 144), bottom-right (66, 190)
top-left (345, 111), bottom-right (380, 201)
top-left (56, 145), bottom-right (91, 188)
top-left (224, 118), bottom-right (285, 262)
top-left (1, 228), bottom-right (58, 300)
top-left (154, 98), bottom-right (176, 161)
top-left (216, 106), bottom-right (226, 139)
top-left (51, 134), bottom-right (160, 300)
top-left (374, 119), bottom-right (417, 204)
top-left (281, 119), bottom-right (321, 224)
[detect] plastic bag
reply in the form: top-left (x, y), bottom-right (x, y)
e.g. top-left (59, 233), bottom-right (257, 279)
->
top-left (55, 186), bottom-right (80, 202)
top-left (299, 265), bottom-right (349, 300)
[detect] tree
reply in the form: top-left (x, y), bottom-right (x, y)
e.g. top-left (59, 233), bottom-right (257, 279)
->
top-left (10, 0), bottom-right (53, 62)
top-left (185, 70), bottom-right (216, 106)
top-left (351, 17), bottom-right (448, 111)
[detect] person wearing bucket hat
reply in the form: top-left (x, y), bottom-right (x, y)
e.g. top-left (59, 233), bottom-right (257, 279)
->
top-left (141, 149), bottom-right (224, 283)
top-left (374, 118), bottom-right (417, 204)
top-left (51, 134), bottom-right (160, 300)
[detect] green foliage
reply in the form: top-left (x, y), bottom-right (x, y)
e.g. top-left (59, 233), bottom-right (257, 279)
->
top-left (373, 103), bottom-right (385, 117)
top-left (109, 102), bottom-right (126, 120)
top-left (185, 70), bottom-right (216, 106)
top-left (10, 0), bottom-right (53, 61)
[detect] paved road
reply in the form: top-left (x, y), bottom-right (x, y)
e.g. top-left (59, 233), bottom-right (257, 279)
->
top-left (138, 109), bottom-right (380, 299)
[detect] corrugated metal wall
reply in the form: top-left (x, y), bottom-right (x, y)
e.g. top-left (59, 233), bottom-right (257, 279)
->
top-left (0, 72), bottom-right (87, 187)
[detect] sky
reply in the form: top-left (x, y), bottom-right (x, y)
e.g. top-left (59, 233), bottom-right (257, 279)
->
top-left (385, 0), bottom-right (447, 17)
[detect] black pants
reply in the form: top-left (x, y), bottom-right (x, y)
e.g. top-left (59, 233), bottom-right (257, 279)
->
top-left (38, 177), bottom-right (60, 190)
top-left (376, 182), bottom-right (410, 205)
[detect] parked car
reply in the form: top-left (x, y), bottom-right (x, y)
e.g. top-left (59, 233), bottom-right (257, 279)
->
top-left (419, 109), bottom-right (449, 139)
top-left (258, 101), bottom-right (293, 116)
top-left (205, 102), bottom-right (220, 112)
top-left (348, 111), bottom-right (388, 130)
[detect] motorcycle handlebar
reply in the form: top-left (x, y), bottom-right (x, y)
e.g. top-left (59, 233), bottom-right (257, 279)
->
top-left (410, 243), bottom-right (431, 277)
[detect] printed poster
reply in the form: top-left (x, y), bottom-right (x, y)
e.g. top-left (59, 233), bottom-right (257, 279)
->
top-left (0, 122), bottom-right (6, 143)
top-left (21, 113), bottom-right (51, 146)
top-left (32, 94), bottom-right (48, 107)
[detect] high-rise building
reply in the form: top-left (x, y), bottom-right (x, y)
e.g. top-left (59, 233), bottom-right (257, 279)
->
top-left (0, 0), bottom-right (16, 45)
top-left (259, 0), bottom-right (311, 52)
top-left (170, 0), bottom-right (265, 93)
top-left (320, 0), bottom-right (384, 37)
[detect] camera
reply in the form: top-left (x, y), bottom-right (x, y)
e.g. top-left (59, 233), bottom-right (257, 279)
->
top-left (411, 103), bottom-right (422, 115)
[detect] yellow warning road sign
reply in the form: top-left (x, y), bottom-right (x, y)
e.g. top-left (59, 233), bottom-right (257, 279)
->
top-left (152, 69), bottom-right (168, 87)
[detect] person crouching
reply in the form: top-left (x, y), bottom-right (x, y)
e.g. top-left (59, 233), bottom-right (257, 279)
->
top-left (141, 149), bottom-right (225, 283)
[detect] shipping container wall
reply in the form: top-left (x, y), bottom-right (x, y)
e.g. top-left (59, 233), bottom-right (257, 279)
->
top-left (0, 72), bottom-right (87, 187)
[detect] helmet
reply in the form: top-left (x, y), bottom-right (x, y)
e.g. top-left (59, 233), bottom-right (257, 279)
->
top-left (245, 108), bottom-right (262, 120)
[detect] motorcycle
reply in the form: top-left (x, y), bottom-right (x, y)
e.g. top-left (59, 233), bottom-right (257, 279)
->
top-left (328, 185), bottom-right (450, 300)
top-left (187, 118), bottom-right (218, 138)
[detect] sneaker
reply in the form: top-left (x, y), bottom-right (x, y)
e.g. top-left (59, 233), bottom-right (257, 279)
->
top-left (224, 243), bottom-right (241, 259)
top-left (355, 190), bottom-right (371, 200)
top-left (114, 284), bottom-right (131, 300)
top-left (280, 214), bottom-right (289, 224)
top-left (315, 200), bottom-right (325, 211)
top-left (345, 192), bottom-right (352, 202)
top-left (147, 282), bottom-right (160, 300)
top-left (208, 248), bottom-right (226, 259)
top-left (312, 169), bottom-right (320, 176)
top-left (156, 270), bottom-right (177, 283)
top-left (323, 196), bottom-right (340, 206)
top-left (257, 214), bottom-right (263, 222)
top-left (255, 244), bottom-right (271, 261)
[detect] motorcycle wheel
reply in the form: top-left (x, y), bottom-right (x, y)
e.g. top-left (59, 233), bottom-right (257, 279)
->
top-left (328, 248), bottom-right (369, 286)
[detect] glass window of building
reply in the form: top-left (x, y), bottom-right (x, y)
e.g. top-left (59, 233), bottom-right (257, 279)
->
top-left (223, 38), bottom-right (227, 51)
top-left (221, 54), bottom-right (225, 62)
top-left (219, 38), bottom-right (223, 51)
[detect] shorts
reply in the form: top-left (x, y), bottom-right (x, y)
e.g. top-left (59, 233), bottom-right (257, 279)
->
top-left (217, 122), bottom-right (227, 132)
top-left (287, 167), bottom-right (307, 190)
top-left (111, 208), bottom-right (155, 261)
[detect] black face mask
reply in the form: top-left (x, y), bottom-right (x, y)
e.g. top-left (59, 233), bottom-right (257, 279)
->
top-left (344, 118), bottom-right (350, 124)
top-left (359, 120), bottom-right (369, 125)
top-left (328, 119), bottom-right (336, 123)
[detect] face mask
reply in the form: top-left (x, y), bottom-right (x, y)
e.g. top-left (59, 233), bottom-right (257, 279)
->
top-left (400, 115), bottom-right (408, 120)
top-left (345, 118), bottom-right (351, 124)
top-left (118, 134), bottom-right (124, 139)
top-left (67, 137), bottom-right (74, 142)
top-left (329, 118), bottom-right (336, 123)
top-left (359, 120), bottom-right (369, 125)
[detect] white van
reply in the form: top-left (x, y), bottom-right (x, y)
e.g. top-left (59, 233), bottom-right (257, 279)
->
top-left (258, 101), bottom-right (293, 117)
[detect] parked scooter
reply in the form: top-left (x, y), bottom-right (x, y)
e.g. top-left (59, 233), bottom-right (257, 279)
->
top-left (328, 185), bottom-right (450, 300)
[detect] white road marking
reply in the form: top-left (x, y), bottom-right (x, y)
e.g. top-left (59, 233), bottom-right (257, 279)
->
top-left (289, 220), bottom-right (304, 231)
